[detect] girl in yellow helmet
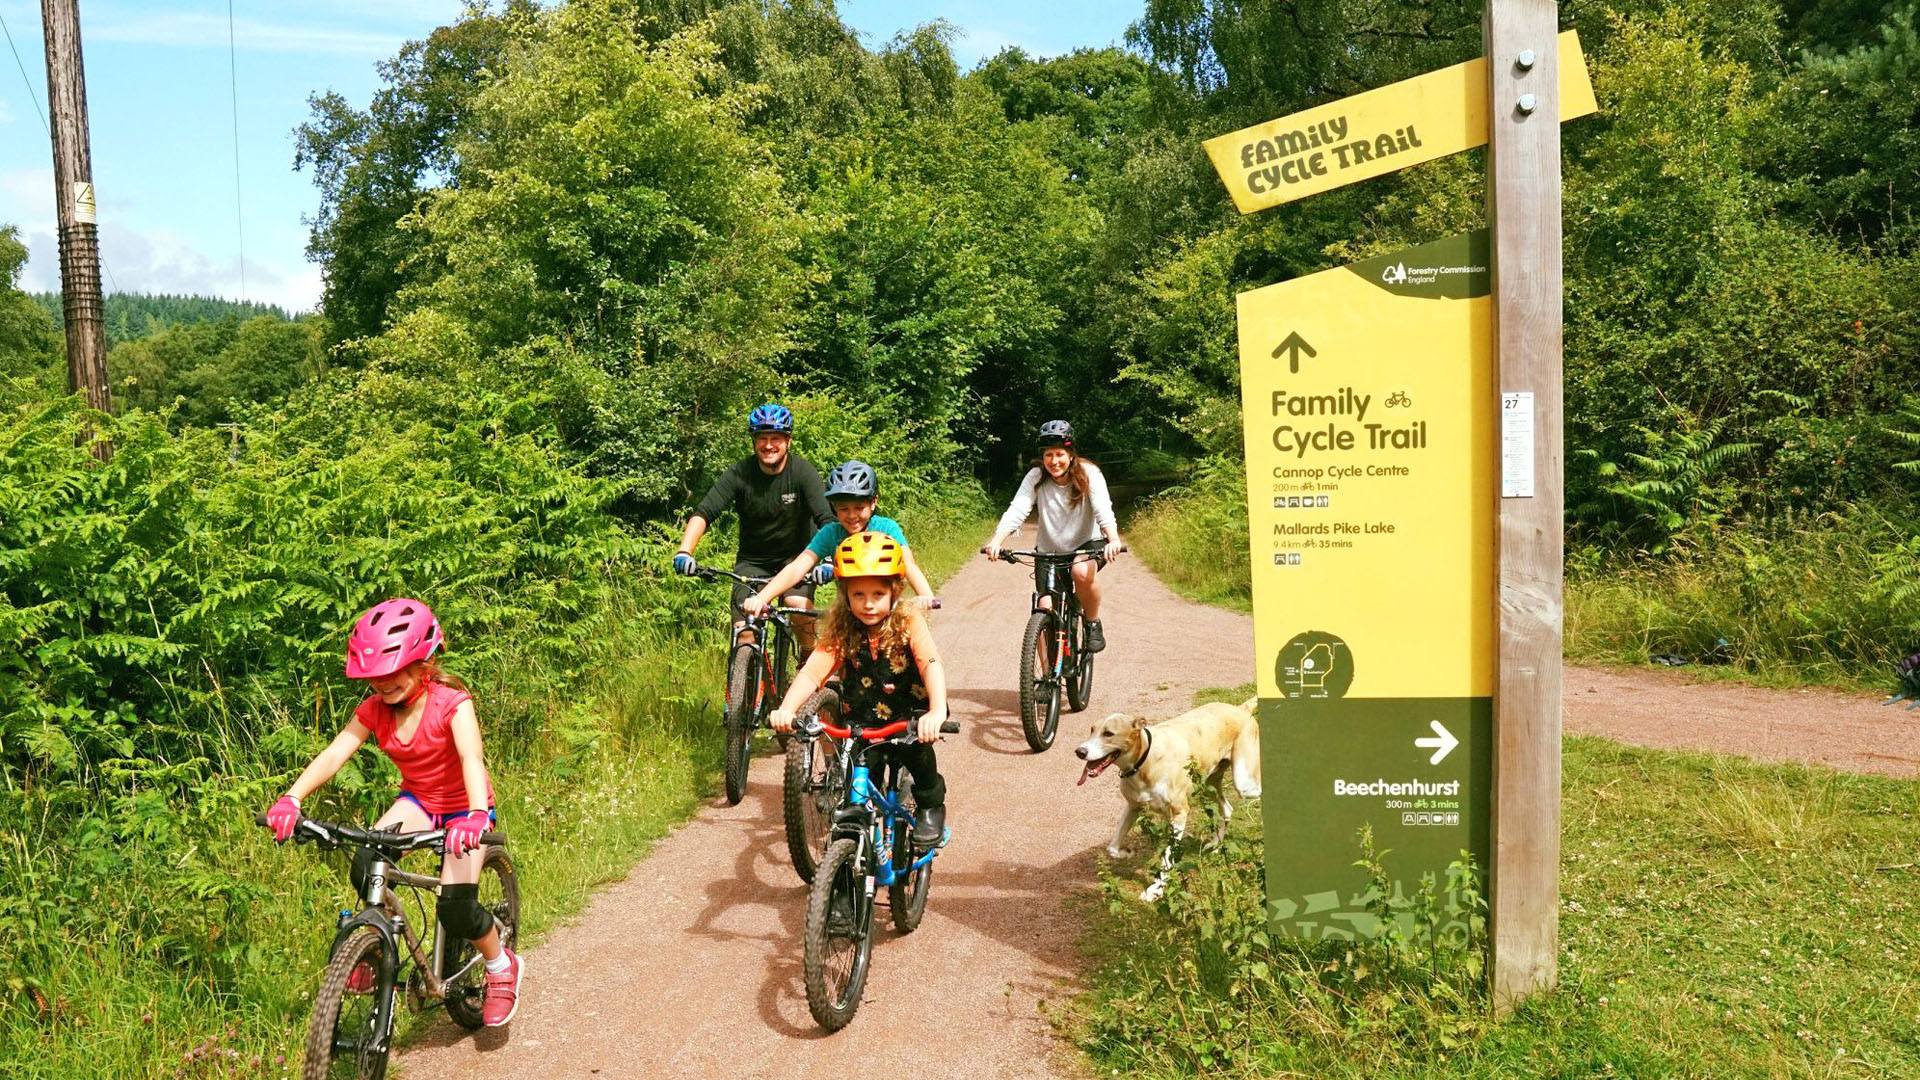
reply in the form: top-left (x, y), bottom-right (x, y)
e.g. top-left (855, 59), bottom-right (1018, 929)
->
top-left (771, 530), bottom-right (951, 847)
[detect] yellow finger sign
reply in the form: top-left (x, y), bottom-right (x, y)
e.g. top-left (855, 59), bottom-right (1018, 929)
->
top-left (1204, 30), bottom-right (1596, 213)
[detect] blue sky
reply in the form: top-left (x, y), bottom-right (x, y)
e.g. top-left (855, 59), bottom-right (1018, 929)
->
top-left (0, 1), bottom-right (1137, 313)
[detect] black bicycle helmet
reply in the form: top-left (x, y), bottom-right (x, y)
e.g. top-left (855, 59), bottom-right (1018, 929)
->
top-left (1037, 420), bottom-right (1074, 448)
top-left (824, 460), bottom-right (878, 500)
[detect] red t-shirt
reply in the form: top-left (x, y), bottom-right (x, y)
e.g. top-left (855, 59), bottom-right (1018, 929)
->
top-left (354, 682), bottom-right (493, 814)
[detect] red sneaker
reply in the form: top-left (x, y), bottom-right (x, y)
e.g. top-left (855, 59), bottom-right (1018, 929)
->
top-left (344, 960), bottom-right (374, 994)
top-left (481, 949), bottom-right (522, 1027)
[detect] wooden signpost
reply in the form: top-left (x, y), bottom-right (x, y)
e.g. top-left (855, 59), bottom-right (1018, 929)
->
top-left (1209, 2), bottom-right (1587, 1011)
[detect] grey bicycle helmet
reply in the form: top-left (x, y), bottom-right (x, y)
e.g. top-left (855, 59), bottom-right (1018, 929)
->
top-left (824, 460), bottom-right (878, 500)
top-left (1037, 420), bottom-right (1074, 448)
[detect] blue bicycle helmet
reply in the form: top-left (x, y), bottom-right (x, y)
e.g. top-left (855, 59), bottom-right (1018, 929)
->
top-left (824, 460), bottom-right (878, 500)
top-left (747, 403), bottom-right (795, 435)
top-left (1037, 419), bottom-right (1074, 448)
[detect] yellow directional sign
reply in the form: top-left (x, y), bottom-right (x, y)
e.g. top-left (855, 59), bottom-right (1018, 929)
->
top-left (1239, 230), bottom-right (1494, 937)
top-left (1205, 30), bottom-right (1595, 213)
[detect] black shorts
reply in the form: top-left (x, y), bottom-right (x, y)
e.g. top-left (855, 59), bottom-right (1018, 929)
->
top-left (731, 559), bottom-right (817, 624)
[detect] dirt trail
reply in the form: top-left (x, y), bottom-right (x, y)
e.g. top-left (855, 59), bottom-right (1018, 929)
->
top-left (397, 546), bottom-right (1918, 1078)
top-left (397, 530), bottom-right (1253, 1079)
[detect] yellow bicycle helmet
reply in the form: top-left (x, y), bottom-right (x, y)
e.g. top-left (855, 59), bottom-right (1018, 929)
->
top-left (834, 530), bottom-right (906, 578)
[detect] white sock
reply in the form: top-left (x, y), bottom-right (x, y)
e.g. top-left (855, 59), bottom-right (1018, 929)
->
top-left (484, 951), bottom-right (511, 974)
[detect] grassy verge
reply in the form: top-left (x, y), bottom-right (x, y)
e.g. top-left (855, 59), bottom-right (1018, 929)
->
top-left (1131, 457), bottom-right (1915, 692)
top-left (1567, 512), bottom-right (1912, 692)
top-left (1125, 458), bottom-right (1252, 613)
top-left (1064, 730), bottom-right (1920, 1079)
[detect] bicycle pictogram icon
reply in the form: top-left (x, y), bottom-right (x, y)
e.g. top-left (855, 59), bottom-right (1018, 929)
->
top-left (1385, 390), bottom-right (1411, 408)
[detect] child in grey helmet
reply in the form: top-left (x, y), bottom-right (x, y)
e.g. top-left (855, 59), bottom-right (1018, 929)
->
top-left (742, 460), bottom-right (936, 616)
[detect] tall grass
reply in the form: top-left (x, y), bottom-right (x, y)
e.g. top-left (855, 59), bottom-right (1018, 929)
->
top-left (1131, 454), bottom-right (1916, 691)
top-left (1127, 457), bottom-right (1252, 612)
top-left (1567, 507), bottom-right (1914, 689)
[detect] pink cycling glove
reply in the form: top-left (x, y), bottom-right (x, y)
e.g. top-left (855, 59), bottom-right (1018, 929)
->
top-left (444, 811), bottom-right (489, 856)
top-left (266, 796), bottom-right (302, 842)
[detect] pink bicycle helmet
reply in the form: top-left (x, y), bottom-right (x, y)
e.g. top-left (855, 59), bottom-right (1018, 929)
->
top-left (345, 598), bottom-right (443, 679)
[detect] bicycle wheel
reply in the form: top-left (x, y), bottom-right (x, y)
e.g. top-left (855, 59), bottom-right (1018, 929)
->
top-left (723, 646), bottom-right (758, 805)
top-left (1067, 602), bottom-right (1095, 713)
top-left (887, 771), bottom-right (932, 934)
top-left (768, 630), bottom-right (796, 751)
top-left (803, 837), bottom-right (873, 1031)
top-left (783, 689), bottom-right (843, 884)
top-left (441, 845), bottom-right (523, 1030)
top-left (303, 925), bottom-right (395, 1080)
top-left (1018, 611), bottom-right (1062, 752)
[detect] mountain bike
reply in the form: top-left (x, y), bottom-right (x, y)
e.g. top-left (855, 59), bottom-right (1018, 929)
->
top-left (256, 815), bottom-right (516, 1080)
top-left (694, 566), bottom-right (811, 804)
top-left (783, 685), bottom-right (848, 884)
top-left (797, 712), bottom-right (959, 1031)
top-left (988, 541), bottom-right (1122, 752)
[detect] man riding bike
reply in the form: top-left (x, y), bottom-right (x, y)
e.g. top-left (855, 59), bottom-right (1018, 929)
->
top-left (674, 403), bottom-right (833, 648)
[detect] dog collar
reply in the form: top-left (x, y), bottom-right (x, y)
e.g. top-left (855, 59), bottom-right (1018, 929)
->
top-left (1120, 727), bottom-right (1153, 779)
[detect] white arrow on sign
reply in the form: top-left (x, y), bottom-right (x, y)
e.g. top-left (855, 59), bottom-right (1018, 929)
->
top-left (1415, 720), bottom-right (1459, 765)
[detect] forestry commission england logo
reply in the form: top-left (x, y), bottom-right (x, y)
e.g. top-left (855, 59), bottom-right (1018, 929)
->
top-left (1381, 262), bottom-right (1408, 285)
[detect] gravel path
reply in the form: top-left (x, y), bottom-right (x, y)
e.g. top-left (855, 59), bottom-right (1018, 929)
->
top-left (396, 546), bottom-right (1916, 1077)
top-left (396, 531), bottom-right (1254, 1079)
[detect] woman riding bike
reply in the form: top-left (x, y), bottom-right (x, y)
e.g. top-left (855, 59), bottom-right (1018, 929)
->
top-left (982, 421), bottom-right (1124, 652)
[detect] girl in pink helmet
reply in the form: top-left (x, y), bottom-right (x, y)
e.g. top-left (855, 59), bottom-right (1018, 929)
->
top-left (261, 598), bottom-right (522, 1027)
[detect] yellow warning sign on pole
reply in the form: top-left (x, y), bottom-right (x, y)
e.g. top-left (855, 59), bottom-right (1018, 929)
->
top-left (1204, 30), bottom-right (1595, 213)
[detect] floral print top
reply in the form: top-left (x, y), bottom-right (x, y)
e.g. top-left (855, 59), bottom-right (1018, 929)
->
top-left (839, 633), bottom-right (929, 726)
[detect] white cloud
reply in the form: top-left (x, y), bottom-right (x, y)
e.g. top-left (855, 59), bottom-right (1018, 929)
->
top-left (89, 12), bottom-right (413, 57)
top-left (18, 218), bottom-right (321, 313)
top-left (0, 96), bottom-right (13, 125)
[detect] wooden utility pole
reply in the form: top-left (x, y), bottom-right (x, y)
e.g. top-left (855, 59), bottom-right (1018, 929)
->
top-left (41, 0), bottom-right (113, 457)
top-left (1485, 0), bottom-right (1564, 1012)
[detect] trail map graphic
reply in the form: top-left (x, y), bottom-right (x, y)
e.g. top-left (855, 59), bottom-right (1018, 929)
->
top-left (1276, 631), bottom-right (1353, 699)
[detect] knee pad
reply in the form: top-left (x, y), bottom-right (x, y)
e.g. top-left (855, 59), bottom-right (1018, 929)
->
top-left (437, 883), bottom-right (494, 941)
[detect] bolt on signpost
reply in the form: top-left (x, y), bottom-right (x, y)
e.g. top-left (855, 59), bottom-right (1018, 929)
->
top-left (1203, 2), bottom-right (1593, 1012)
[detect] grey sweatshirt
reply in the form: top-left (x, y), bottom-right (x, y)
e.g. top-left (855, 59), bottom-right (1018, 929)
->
top-left (995, 462), bottom-right (1117, 554)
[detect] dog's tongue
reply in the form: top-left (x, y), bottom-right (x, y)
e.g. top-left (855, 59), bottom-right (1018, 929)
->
top-left (1078, 754), bottom-right (1114, 786)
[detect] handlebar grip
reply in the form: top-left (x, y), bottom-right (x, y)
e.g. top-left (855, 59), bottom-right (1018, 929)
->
top-left (939, 720), bottom-right (960, 734)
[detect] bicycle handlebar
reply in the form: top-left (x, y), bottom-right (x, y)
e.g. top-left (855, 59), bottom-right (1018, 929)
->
top-left (984, 543), bottom-right (1128, 565)
top-left (804, 717), bottom-right (961, 742)
top-left (692, 566), bottom-right (769, 588)
top-left (255, 815), bottom-right (506, 852)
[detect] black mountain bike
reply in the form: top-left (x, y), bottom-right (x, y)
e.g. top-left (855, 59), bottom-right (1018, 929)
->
top-left (257, 815), bottom-right (516, 1080)
top-left (695, 566), bottom-right (810, 804)
top-left (988, 541), bottom-right (1121, 752)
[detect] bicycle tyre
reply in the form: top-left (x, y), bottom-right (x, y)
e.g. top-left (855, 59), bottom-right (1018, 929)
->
top-left (1018, 611), bottom-right (1061, 752)
top-left (303, 925), bottom-right (395, 1080)
top-left (1067, 604), bottom-right (1095, 713)
top-left (803, 837), bottom-right (872, 1031)
top-left (783, 688), bottom-right (843, 884)
top-left (887, 771), bottom-right (932, 934)
top-left (723, 646), bottom-right (757, 805)
top-left (441, 845), bottom-right (523, 1030)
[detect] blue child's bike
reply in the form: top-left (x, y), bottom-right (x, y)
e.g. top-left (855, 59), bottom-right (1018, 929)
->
top-left (796, 709), bottom-right (958, 1031)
